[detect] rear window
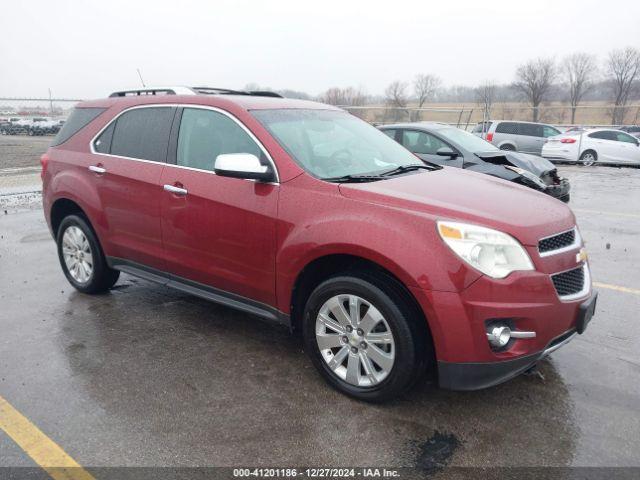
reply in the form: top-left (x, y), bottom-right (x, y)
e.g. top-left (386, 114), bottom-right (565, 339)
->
top-left (109, 107), bottom-right (175, 162)
top-left (472, 122), bottom-right (492, 133)
top-left (51, 108), bottom-right (105, 146)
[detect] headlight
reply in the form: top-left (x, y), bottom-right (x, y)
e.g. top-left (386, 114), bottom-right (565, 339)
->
top-left (437, 221), bottom-right (534, 279)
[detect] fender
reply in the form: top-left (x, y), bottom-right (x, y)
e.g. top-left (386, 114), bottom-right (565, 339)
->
top-left (46, 168), bottom-right (109, 242)
top-left (274, 193), bottom-right (482, 315)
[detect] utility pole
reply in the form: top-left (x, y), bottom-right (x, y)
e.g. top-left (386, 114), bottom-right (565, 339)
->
top-left (48, 88), bottom-right (54, 117)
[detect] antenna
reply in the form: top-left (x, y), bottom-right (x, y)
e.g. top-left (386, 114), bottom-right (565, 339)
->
top-left (136, 69), bottom-right (146, 87)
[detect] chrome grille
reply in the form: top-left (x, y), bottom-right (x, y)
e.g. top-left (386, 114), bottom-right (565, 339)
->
top-left (539, 229), bottom-right (576, 254)
top-left (551, 266), bottom-right (585, 297)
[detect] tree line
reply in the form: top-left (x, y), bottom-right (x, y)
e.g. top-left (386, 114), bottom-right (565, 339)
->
top-left (253, 46), bottom-right (640, 125)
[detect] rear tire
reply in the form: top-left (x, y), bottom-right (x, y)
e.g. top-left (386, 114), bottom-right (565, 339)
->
top-left (499, 144), bottom-right (516, 151)
top-left (580, 150), bottom-right (597, 166)
top-left (56, 215), bottom-right (119, 294)
top-left (302, 272), bottom-right (430, 402)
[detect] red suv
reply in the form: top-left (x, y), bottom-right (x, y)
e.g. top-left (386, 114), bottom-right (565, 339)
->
top-left (42, 86), bottom-right (597, 401)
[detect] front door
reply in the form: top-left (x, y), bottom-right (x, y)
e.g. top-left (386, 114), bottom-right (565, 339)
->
top-left (159, 107), bottom-right (279, 306)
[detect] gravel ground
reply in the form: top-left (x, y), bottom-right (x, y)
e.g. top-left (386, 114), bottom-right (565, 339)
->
top-left (0, 134), bottom-right (51, 169)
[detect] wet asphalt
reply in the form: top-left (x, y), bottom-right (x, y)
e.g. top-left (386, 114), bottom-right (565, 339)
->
top-left (0, 165), bottom-right (639, 473)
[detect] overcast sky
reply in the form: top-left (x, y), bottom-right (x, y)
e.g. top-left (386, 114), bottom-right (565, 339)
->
top-left (1, 0), bottom-right (639, 100)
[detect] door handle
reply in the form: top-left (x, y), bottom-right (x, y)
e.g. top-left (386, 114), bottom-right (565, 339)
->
top-left (88, 165), bottom-right (106, 174)
top-left (163, 184), bottom-right (188, 196)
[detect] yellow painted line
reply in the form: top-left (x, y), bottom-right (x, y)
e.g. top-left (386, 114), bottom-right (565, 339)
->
top-left (0, 395), bottom-right (95, 480)
top-left (594, 282), bottom-right (640, 296)
top-left (573, 208), bottom-right (640, 219)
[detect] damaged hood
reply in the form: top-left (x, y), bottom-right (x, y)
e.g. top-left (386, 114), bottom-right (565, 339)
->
top-left (475, 150), bottom-right (556, 176)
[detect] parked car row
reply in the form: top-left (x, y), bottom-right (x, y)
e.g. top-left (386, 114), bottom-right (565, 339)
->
top-left (473, 120), bottom-right (640, 166)
top-left (41, 86), bottom-right (596, 402)
top-left (0, 117), bottom-right (64, 136)
top-left (542, 128), bottom-right (640, 166)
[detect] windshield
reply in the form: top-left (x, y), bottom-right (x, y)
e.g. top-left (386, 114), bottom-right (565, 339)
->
top-left (252, 109), bottom-right (422, 179)
top-left (438, 127), bottom-right (499, 153)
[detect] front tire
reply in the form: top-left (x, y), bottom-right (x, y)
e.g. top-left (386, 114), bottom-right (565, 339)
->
top-left (302, 273), bottom-right (429, 402)
top-left (580, 150), bottom-right (597, 166)
top-left (56, 215), bottom-right (119, 294)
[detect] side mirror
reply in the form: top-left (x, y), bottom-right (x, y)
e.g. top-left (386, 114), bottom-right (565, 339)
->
top-left (436, 147), bottom-right (458, 158)
top-left (214, 153), bottom-right (275, 182)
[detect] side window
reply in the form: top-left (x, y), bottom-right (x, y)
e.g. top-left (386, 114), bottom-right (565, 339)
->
top-left (110, 107), bottom-right (175, 162)
top-left (93, 123), bottom-right (114, 154)
top-left (381, 129), bottom-right (396, 140)
top-left (401, 130), bottom-right (448, 155)
top-left (543, 125), bottom-right (560, 138)
top-left (51, 107), bottom-right (105, 147)
top-left (615, 131), bottom-right (638, 144)
top-left (518, 123), bottom-right (543, 137)
top-left (177, 108), bottom-right (262, 172)
top-left (495, 122), bottom-right (518, 135)
top-left (589, 131), bottom-right (614, 140)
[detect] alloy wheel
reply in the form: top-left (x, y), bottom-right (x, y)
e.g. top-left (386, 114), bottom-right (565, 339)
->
top-left (315, 294), bottom-right (395, 387)
top-left (62, 226), bottom-right (94, 284)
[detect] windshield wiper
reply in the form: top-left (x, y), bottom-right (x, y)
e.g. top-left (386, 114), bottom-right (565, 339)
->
top-left (323, 174), bottom-right (386, 183)
top-left (380, 163), bottom-right (441, 176)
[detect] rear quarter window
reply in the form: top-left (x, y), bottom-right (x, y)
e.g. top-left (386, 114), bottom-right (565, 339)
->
top-left (495, 122), bottom-right (519, 135)
top-left (51, 107), bottom-right (106, 146)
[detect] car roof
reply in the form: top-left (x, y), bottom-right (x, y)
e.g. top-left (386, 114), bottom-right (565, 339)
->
top-left (77, 88), bottom-right (340, 112)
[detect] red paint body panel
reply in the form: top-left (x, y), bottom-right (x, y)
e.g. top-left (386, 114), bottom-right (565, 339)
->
top-left (43, 93), bottom-right (594, 380)
top-left (159, 165), bottom-right (278, 305)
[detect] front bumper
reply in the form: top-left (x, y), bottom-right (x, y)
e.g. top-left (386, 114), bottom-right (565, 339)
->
top-left (437, 291), bottom-right (597, 390)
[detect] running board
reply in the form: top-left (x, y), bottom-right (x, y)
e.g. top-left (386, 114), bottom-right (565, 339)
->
top-left (107, 257), bottom-right (289, 327)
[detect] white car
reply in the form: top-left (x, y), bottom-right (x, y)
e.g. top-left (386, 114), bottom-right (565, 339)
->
top-left (542, 128), bottom-right (640, 166)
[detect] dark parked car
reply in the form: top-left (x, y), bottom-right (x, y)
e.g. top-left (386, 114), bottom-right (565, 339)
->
top-left (380, 122), bottom-right (571, 202)
top-left (42, 87), bottom-right (594, 401)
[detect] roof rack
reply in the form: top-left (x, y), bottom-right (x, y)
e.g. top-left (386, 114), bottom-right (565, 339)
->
top-left (108, 86), bottom-right (283, 98)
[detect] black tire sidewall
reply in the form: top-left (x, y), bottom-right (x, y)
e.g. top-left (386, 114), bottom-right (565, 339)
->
top-left (56, 215), bottom-right (117, 294)
top-left (302, 275), bottom-right (420, 402)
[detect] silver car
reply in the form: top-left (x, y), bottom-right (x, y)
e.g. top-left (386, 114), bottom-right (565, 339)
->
top-left (472, 120), bottom-right (561, 155)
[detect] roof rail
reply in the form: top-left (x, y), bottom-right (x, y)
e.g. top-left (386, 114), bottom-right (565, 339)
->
top-left (191, 87), bottom-right (283, 98)
top-left (108, 86), bottom-right (284, 98)
top-left (109, 86), bottom-right (197, 97)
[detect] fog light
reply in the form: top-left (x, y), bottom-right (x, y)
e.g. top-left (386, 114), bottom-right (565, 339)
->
top-left (487, 326), bottom-right (511, 348)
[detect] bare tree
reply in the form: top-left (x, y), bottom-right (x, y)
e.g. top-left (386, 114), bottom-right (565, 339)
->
top-left (605, 46), bottom-right (640, 125)
top-left (411, 74), bottom-right (441, 120)
top-left (475, 80), bottom-right (497, 119)
top-left (513, 57), bottom-right (557, 122)
top-left (320, 86), bottom-right (367, 106)
top-left (564, 53), bottom-right (598, 124)
top-left (384, 81), bottom-right (409, 121)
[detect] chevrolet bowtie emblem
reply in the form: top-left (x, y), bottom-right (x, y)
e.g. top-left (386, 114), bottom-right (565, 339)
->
top-left (576, 248), bottom-right (588, 263)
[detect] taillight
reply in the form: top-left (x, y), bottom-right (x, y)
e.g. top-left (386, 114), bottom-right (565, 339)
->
top-left (486, 132), bottom-right (494, 142)
top-left (560, 138), bottom-right (576, 144)
top-left (40, 153), bottom-right (50, 180)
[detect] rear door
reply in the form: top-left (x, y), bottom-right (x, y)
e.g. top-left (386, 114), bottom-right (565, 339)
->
top-left (90, 106), bottom-right (175, 270)
top-left (585, 131), bottom-right (618, 162)
top-left (517, 123), bottom-right (545, 154)
top-left (159, 106), bottom-right (279, 306)
top-left (612, 131), bottom-right (640, 164)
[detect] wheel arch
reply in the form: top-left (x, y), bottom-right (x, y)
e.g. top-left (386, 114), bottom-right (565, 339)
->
top-left (289, 253), bottom-right (433, 344)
